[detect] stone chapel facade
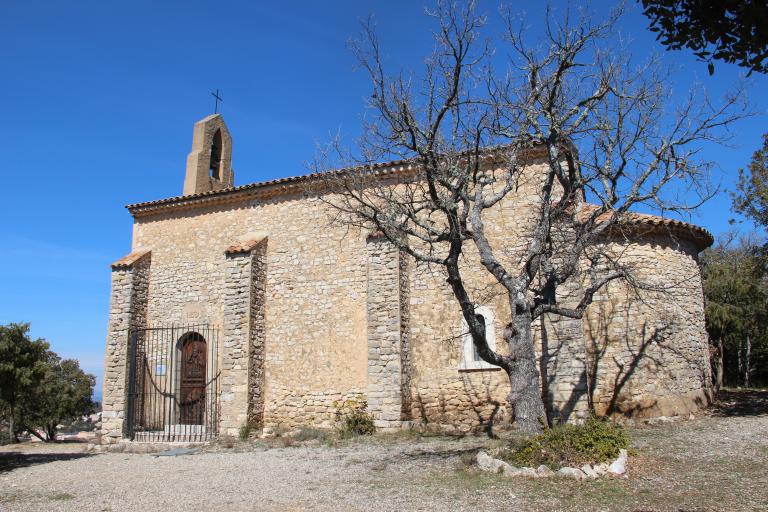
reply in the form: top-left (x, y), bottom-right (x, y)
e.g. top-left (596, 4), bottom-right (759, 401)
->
top-left (101, 114), bottom-right (714, 442)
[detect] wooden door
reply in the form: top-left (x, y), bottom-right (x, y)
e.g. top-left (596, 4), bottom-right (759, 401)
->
top-left (179, 335), bottom-right (206, 425)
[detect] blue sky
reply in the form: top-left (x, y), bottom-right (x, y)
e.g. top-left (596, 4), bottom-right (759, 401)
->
top-left (1, 1), bottom-right (766, 399)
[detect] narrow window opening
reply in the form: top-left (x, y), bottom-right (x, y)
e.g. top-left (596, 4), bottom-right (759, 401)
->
top-left (460, 306), bottom-right (498, 371)
top-left (209, 129), bottom-right (222, 180)
top-left (471, 314), bottom-right (486, 362)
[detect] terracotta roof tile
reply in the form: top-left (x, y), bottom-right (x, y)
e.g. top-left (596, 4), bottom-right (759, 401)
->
top-left (125, 145), bottom-right (549, 215)
top-left (111, 249), bottom-right (151, 269)
top-left (127, 158), bottom-right (419, 213)
top-left (225, 238), bottom-right (266, 255)
top-left (576, 204), bottom-right (713, 250)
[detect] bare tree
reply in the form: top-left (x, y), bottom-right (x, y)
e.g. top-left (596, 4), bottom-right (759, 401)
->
top-left (311, 2), bottom-right (746, 433)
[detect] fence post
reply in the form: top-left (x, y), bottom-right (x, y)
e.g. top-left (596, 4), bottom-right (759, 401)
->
top-left (125, 330), bottom-right (138, 440)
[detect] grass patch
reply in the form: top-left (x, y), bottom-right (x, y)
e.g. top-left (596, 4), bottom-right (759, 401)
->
top-left (495, 417), bottom-right (629, 469)
top-left (293, 426), bottom-right (332, 443)
top-left (48, 492), bottom-right (75, 501)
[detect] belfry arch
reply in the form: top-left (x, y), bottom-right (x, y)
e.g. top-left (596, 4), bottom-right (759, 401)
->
top-left (183, 114), bottom-right (234, 195)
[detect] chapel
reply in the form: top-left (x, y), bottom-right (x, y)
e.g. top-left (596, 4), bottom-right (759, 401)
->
top-left (101, 114), bottom-right (713, 443)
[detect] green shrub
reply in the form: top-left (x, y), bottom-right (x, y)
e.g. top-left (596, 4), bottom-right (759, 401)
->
top-left (334, 398), bottom-right (376, 438)
top-left (238, 425), bottom-right (253, 441)
top-left (496, 417), bottom-right (629, 469)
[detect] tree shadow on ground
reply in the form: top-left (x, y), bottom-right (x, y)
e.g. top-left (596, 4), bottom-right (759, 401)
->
top-left (709, 389), bottom-right (768, 417)
top-left (0, 450), bottom-right (94, 473)
top-left (399, 446), bottom-right (481, 460)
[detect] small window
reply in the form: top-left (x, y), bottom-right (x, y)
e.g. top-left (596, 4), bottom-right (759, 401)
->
top-left (459, 306), bottom-right (498, 370)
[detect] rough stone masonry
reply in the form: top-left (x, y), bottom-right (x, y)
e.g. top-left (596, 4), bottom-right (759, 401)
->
top-left (101, 114), bottom-right (713, 442)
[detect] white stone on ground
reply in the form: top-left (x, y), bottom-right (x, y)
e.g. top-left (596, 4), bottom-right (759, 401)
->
top-left (476, 451), bottom-right (509, 474)
top-left (476, 449), bottom-right (628, 479)
top-left (581, 464), bottom-right (599, 478)
top-left (557, 467), bottom-right (587, 480)
top-left (608, 449), bottom-right (628, 475)
top-left (502, 465), bottom-right (537, 478)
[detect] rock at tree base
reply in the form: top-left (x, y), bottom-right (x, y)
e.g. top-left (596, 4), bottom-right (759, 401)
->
top-left (557, 467), bottom-right (587, 480)
top-left (476, 451), bottom-right (508, 474)
top-left (503, 465), bottom-right (537, 478)
top-left (476, 449), bottom-right (629, 479)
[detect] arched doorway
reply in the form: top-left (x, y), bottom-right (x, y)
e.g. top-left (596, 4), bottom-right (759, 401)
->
top-left (178, 332), bottom-right (207, 425)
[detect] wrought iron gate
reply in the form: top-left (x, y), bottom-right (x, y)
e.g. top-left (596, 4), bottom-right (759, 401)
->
top-left (126, 325), bottom-right (220, 442)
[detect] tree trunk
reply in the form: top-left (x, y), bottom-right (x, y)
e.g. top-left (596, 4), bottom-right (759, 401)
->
top-left (8, 408), bottom-right (16, 443)
top-left (745, 335), bottom-right (751, 388)
top-left (46, 424), bottom-right (57, 442)
top-left (539, 315), bottom-right (554, 426)
top-left (715, 336), bottom-right (724, 392)
top-left (27, 428), bottom-right (46, 443)
top-left (504, 306), bottom-right (547, 434)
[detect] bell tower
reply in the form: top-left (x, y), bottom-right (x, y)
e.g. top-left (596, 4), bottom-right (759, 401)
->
top-left (183, 114), bottom-right (234, 195)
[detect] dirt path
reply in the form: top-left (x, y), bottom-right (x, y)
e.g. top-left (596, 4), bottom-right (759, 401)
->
top-left (1, 390), bottom-right (766, 512)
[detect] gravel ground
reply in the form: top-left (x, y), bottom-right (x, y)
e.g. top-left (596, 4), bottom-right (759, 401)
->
top-left (1, 389), bottom-right (766, 512)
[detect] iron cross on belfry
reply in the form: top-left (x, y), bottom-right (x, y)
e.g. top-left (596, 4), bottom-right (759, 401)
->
top-left (211, 89), bottom-right (223, 113)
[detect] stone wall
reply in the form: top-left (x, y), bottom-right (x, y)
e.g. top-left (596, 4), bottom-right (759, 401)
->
top-left (582, 232), bottom-right (712, 418)
top-left (218, 237), bottom-right (269, 436)
top-left (220, 249), bottom-right (250, 435)
top-left (101, 250), bottom-right (150, 442)
top-left (133, 193), bottom-right (369, 432)
top-left (120, 157), bottom-right (712, 437)
top-left (539, 312), bottom-right (591, 423)
top-left (365, 233), bottom-right (410, 429)
top-left (247, 240), bottom-right (268, 427)
top-left (403, 231), bottom-right (711, 432)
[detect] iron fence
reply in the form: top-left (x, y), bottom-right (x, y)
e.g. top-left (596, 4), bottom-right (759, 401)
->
top-left (126, 324), bottom-right (220, 442)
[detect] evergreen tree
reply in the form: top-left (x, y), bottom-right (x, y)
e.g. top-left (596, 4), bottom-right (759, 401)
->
top-left (0, 323), bottom-right (49, 442)
top-left (25, 353), bottom-right (96, 441)
top-left (733, 133), bottom-right (768, 236)
top-left (0, 323), bottom-right (95, 442)
top-left (703, 239), bottom-right (768, 388)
